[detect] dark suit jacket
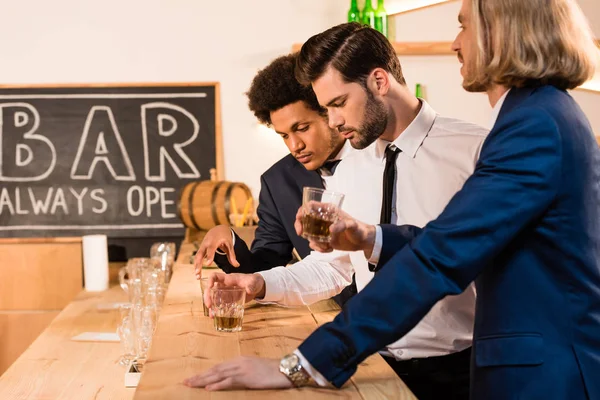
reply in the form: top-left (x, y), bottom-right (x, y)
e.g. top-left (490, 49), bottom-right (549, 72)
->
top-left (298, 86), bottom-right (600, 399)
top-left (215, 154), bottom-right (322, 273)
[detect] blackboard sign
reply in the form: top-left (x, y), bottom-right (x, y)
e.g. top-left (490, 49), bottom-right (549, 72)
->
top-left (0, 83), bottom-right (221, 239)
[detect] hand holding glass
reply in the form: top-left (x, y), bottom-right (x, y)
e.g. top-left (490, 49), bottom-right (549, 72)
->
top-left (301, 187), bottom-right (345, 242)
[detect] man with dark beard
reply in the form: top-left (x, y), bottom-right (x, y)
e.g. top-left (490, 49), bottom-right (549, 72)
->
top-left (185, 23), bottom-right (488, 399)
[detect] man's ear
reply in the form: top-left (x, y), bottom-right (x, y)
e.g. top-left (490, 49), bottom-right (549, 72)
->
top-left (369, 68), bottom-right (390, 95)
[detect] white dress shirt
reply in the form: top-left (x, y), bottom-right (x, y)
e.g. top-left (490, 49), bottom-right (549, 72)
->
top-left (258, 101), bottom-right (488, 384)
top-left (488, 89), bottom-right (510, 128)
top-left (369, 89), bottom-right (510, 264)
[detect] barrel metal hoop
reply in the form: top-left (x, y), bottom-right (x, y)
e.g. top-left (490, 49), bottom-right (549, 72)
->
top-left (223, 183), bottom-right (236, 225)
top-left (188, 181), bottom-right (203, 231)
top-left (211, 182), bottom-right (226, 226)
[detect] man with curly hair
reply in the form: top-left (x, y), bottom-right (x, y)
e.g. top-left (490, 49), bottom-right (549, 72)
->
top-left (194, 53), bottom-right (357, 306)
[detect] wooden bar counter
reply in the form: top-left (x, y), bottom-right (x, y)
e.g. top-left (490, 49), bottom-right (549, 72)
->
top-left (0, 285), bottom-right (134, 400)
top-left (135, 259), bottom-right (415, 399)
top-left (0, 240), bottom-right (415, 399)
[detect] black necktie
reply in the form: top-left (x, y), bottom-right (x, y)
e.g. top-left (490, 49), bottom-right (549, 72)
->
top-left (319, 159), bottom-right (341, 177)
top-left (380, 145), bottom-right (401, 224)
top-left (369, 144), bottom-right (401, 272)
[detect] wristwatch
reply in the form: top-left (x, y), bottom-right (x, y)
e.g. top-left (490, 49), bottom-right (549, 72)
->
top-left (279, 353), bottom-right (311, 387)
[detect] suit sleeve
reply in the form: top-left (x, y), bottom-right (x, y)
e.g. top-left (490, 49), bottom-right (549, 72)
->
top-left (298, 107), bottom-right (562, 387)
top-left (214, 174), bottom-right (295, 273)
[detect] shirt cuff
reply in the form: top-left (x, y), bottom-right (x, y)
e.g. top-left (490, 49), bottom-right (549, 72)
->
top-left (215, 229), bottom-right (236, 256)
top-left (294, 349), bottom-right (331, 387)
top-left (367, 225), bottom-right (383, 265)
top-left (256, 269), bottom-right (285, 303)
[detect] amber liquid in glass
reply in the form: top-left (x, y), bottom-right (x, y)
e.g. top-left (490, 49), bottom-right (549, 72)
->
top-left (302, 214), bottom-right (334, 241)
top-left (214, 316), bottom-right (243, 332)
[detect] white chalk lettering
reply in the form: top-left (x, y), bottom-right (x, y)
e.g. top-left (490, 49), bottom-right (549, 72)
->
top-left (0, 103), bottom-right (56, 182)
top-left (28, 187), bottom-right (53, 215)
top-left (69, 187), bottom-right (89, 215)
top-left (0, 187), bottom-right (15, 215)
top-left (14, 187), bottom-right (28, 215)
top-left (127, 185), bottom-right (144, 216)
top-left (15, 144), bottom-right (33, 167)
top-left (141, 103), bottom-right (201, 182)
top-left (90, 188), bottom-right (107, 214)
top-left (160, 188), bottom-right (176, 219)
top-left (50, 188), bottom-right (68, 215)
top-left (15, 111), bottom-right (28, 127)
top-left (94, 132), bottom-right (109, 155)
top-left (71, 106), bottom-right (135, 181)
top-left (145, 186), bottom-right (160, 217)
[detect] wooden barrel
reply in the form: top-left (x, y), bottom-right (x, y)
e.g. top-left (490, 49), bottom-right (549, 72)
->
top-left (177, 181), bottom-right (253, 230)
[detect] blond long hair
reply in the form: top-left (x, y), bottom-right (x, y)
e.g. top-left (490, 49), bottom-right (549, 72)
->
top-left (467, 0), bottom-right (599, 90)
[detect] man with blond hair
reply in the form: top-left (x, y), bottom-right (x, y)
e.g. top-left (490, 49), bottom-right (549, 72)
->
top-left (184, 0), bottom-right (600, 398)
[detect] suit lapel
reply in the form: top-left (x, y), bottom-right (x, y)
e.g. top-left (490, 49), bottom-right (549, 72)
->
top-left (291, 158), bottom-right (324, 189)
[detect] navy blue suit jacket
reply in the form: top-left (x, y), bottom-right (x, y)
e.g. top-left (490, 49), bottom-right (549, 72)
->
top-left (299, 86), bottom-right (600, 399)
top-left (215, 154), bottom-right (322, 273)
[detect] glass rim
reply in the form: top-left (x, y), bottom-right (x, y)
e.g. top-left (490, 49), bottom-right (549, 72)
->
top-left (210, 286), bottom-right (245, 293)
top-left (303, 186), bottom-right (345, 198)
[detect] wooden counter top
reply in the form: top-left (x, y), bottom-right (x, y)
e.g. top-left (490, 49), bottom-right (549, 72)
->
top-left (0, 240), bottom-right (414, 399)
top-left (134, 263), bottom-right (415, 399)
top-left (0, 286), bottom-right (134, 400)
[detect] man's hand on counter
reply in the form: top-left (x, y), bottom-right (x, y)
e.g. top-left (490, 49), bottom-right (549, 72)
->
top-left (194, 225), bottom-right (240, 278)
top-left (183, 357), bottom-right (293, 390)
top-left (203, 273), bottom-right (266, 309)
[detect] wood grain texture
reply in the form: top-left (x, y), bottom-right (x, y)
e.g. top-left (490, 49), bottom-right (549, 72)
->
top-left (293, 39), bottom-right (599, 57)
top-left (292, 41), bottom-right (454, 55)
top-left (0, 286), bottom-right (134, 400)
top-left (387, 0), bottom-right (458, 16)
top-left (134, 264), bottom-right (415, 399)
top-left (0, 241), bottom-right (83, 310)
top-left (0, 312), bottom-right (60, 376)
top-left (576, 86), bottom-right (600, 94)
top-left (0, 237), bottom-right (81, 244)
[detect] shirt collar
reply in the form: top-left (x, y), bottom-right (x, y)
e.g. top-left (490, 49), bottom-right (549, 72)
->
top-left (330, 139), bottom-right (353, 161)
top-left (488, 88), bottom-right (511, 129)
top-left (375, 99), bottom-right (437, 159)
top-left (317, 139), bottom-right (354, 176)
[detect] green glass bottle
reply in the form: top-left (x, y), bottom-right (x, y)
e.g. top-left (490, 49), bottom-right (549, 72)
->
top-left (348, 0), bottom-right (361, 23)
top-left (374, 0), bottom-right (388, 37)
top-left (415, 83), bottom-right (424, 99)
top-left (361, 0), bottom-right (376, 28)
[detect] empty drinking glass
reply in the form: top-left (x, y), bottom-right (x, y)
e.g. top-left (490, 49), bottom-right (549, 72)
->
top-left (117, 303), bottom-right (135, 366)
top-left (150, 242), bottom-right (176, 284)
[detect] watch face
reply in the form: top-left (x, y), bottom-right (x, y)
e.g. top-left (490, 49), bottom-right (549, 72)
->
top-left (281, 354), bottom-right (299, 370)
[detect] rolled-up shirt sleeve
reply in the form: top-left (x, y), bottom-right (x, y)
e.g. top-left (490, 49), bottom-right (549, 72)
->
top-left (257, 250), bottom-right (354, 306)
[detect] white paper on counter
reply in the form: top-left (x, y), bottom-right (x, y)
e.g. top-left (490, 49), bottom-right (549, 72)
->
top-left (71, 332), bottom-right (120, 342)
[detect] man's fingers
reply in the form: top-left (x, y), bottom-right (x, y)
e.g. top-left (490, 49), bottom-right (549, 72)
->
top-left (205, 377), bottom-right (235, 391)
top-left (225, 242), bottom-right (240, 267)
top-left (194, 245), bottom-right (207, 274)
top-left (183, 370), bottom-right (217, 388)
top-left (205, 273), bottom-right (226, 310)
top-left (309, 241), bottom-right (333, 253)
top-left (295, 207), bottom-right (304, 236)
top-left (330, 218), bottom-right (356, 234)
top-left (203, 244), bottom-right (220, 267)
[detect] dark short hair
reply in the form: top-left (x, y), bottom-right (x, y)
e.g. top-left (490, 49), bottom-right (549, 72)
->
top-left (296, 22), bottom-right (406, 87)
top-left (247, 53), bottom-right (325, 126)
